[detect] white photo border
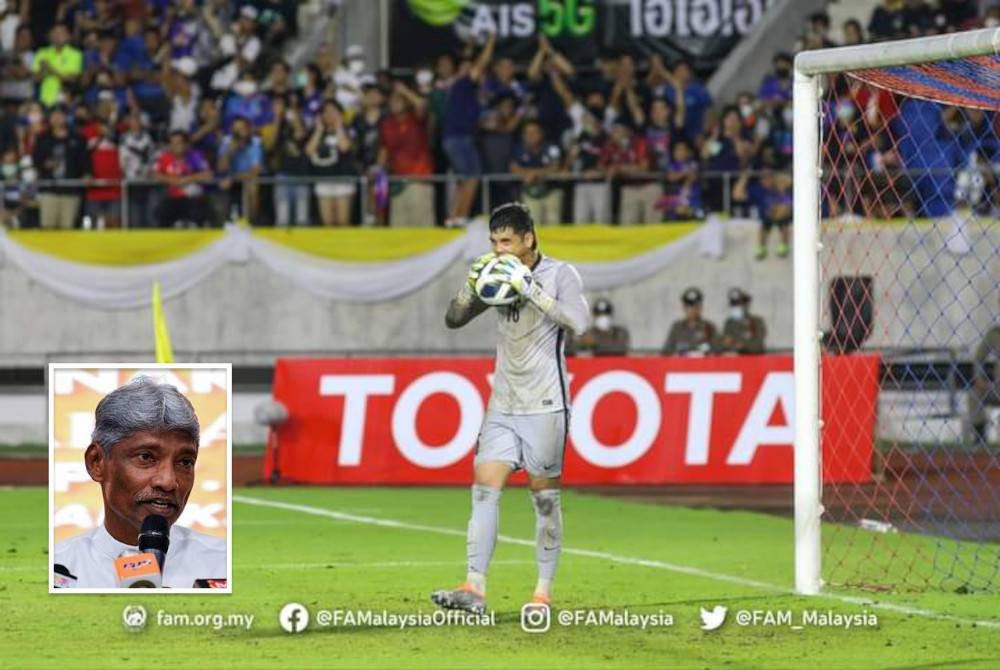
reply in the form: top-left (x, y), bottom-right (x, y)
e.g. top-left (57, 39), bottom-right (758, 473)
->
top-left (47, 363), bottom-right (233, 595)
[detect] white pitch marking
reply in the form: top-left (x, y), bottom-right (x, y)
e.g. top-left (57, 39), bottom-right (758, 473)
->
top-left (240, 560), bottom-right (532, 570)
top-left (234, 494), bottom-right (1000, 630)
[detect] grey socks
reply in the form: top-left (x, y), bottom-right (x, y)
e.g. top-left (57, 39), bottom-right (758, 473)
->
top-left (466, 484), bottom-right (502, 588)
top-left (532, 488), bottom-right (562, 594)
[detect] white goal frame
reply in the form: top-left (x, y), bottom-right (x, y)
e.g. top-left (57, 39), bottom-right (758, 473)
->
top-left (792, 28), bottom-right (1000, 595)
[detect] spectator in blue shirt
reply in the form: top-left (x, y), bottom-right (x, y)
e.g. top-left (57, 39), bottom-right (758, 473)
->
top-left (82, 29), bottom-right (117, 89)
top-left (297, 62), bottom-right (326, 128)
top-left (113, 18), bottom-right (145, 72)
top-left (733, 163), bottom-right (792, 260)
top-left (223, 71), bottom-right (275, 131)
top-left (114, 21), bottom-right (168, 122)
top-left (83, 67), bottom-right (128, 115)
top-left (645, 97), bottom-right (676, 171)
top-left (758, 52), bottom-right (793, 111)
top-left (700, 106), bottom-right (754, 214)
top-left (191, 96), bottom-right (223, 167)
top-left (167, 0), bottom-right (214, 61)
top-left (441, 32), bottom-right (494, 227)
top-left (661, 59), bottom-right (712, 143)
top-left (510, 119), bottom-right (563, 225)
top-left (525, 34), bottom-right (573, 143)
top-left (892, 99), bottom-right (962, 218)
top-left (483, 54), bottom-right (525, 105)
top-left (218, 116), bottom-right (264, 224)
top-left (659, 139), bottom-right (703, 220)
top-left (74, 0), bottom-right (120, 40)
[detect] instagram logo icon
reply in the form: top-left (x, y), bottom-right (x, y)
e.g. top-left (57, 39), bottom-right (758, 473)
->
top-left (520, 603), bottom-right (551, 633)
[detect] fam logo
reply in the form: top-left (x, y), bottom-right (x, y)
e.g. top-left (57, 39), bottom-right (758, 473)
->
top-left (122, 604), bottom-right (148, 633)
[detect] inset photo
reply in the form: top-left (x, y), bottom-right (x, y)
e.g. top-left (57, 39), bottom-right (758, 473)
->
top-left (48, 364), bottom-right (231, 593)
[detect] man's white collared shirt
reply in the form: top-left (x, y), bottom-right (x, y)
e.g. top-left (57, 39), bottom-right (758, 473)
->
top-left (54, 523), bottom-right (226, 589)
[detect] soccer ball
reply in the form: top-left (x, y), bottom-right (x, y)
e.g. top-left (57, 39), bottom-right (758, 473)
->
top-left (475, 255), bottom-right (519, 306)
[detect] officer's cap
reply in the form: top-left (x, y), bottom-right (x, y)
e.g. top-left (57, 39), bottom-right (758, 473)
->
top-left (681, 287), bottom-right (703, 306)
top-left (728, 287), bottom-right (751, 305)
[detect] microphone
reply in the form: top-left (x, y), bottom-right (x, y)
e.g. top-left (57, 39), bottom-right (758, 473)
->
top-left (113, 515), bottom-right (171, 588)
top-left (114, 549), bottom-right (162, 588)
top-left (139, 514), bottom-right (170, 572)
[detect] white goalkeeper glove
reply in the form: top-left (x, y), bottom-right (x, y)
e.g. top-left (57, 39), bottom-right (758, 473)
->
top-left (493, 254), bottom-right (560, 313)
top-left (467, 251), bottom-right (496, 292)
top-left (493, 254), bottom-right (534, 296)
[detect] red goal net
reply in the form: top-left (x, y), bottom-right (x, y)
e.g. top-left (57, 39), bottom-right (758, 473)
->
top-left (817, 56), bottom-right (999, 592)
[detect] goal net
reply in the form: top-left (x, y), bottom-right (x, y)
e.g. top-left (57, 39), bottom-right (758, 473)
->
top-left (794, 31), bottom-right (1000, 595)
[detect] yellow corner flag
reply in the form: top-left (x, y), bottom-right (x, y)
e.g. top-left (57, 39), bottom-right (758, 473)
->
top-left (152, 281), bottom-right (174, 364)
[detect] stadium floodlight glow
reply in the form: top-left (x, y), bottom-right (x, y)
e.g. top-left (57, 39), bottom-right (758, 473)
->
top-left (793, 28), bottom-right (1000, 596)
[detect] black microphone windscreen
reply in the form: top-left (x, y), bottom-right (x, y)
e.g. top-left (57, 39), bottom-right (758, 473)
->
top-left (139, 514), bottom-right (170, 554)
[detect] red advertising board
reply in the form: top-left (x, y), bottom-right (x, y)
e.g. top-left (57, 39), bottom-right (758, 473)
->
top-left (265, 355), bottom-right (879, 485)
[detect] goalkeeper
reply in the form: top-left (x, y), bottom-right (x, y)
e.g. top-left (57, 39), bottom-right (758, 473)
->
top-left (432, 202), bottom-right (589, 614)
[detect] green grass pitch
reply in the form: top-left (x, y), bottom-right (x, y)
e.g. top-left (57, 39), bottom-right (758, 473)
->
top-left (1, 486), bottom-right (997, 669)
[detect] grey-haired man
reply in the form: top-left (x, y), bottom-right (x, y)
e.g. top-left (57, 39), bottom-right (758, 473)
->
top-left (53, 377), bottom-right (226, 588)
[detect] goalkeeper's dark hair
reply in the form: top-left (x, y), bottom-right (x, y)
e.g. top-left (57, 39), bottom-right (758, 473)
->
top-left (489, 202), bottom-right (537, 250)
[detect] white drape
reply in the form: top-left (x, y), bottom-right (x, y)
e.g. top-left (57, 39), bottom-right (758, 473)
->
top-left (246, 222), bottom-right (486, 302)
top-left (575, 218), bottom-right (728, 290)
top-left (0, 220), bottom-right (730, 310)
top-left (0, 228), bottom-right (239, 310)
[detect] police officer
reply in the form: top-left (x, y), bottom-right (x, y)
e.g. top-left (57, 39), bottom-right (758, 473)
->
top-left (718, 288), bottom-right (767, 354)
top-left (573, 297), bottom-right (630, 356)
top-left (663, 287), bottom-right (717, 355)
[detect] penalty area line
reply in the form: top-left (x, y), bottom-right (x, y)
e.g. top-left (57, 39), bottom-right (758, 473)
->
top-left (233, 494), bottom-right (1000, 630)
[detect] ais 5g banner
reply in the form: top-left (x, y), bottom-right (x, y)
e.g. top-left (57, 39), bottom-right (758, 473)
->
top-left (391, 0), bottom-right (773, 70)
top-left (265, 355), bottom-right (879, 485)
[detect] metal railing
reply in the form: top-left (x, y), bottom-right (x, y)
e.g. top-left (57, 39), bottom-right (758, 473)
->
top-left (0, 169), bottom-right (798, 229)
top-left (0, 166), bottom-right (984, 229)
top-left (5, 163), bottom-right (980, 229)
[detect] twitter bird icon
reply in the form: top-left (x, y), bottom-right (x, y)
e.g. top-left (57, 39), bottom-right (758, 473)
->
top-left (700, 605), bottom-right (728, 631)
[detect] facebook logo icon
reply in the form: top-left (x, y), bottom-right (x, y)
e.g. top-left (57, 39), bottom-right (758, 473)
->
top-left (279, 603), bottom-right (310, 633)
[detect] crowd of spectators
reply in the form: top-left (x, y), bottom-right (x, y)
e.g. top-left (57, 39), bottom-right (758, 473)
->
top-left (0, 0), bottom-right (993, 243)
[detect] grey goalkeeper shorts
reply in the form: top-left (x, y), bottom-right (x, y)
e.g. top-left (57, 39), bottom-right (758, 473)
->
top-left (474, 409), bottom-right (569, 478)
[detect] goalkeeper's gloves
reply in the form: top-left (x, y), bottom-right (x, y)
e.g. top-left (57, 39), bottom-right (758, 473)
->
top-left (493, 254), bottom-right (534, 296)
top-left (494, 254), bottom-right (559, 313)
top-left (467, 251), bottom-right (497, 292)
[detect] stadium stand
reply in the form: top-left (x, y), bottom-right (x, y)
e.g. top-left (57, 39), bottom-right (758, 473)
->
top-left (0, 0), bottom-right (989, 232)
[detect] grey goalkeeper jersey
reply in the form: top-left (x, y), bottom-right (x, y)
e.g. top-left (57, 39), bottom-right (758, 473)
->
top-left (446, 253), bottom-right (590, 415)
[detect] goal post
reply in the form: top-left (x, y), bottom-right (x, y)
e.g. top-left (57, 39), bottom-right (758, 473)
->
top-left (793, 65), bottom-right (822, 596)
top-left (793, 28), bottom-right (1000, 596)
